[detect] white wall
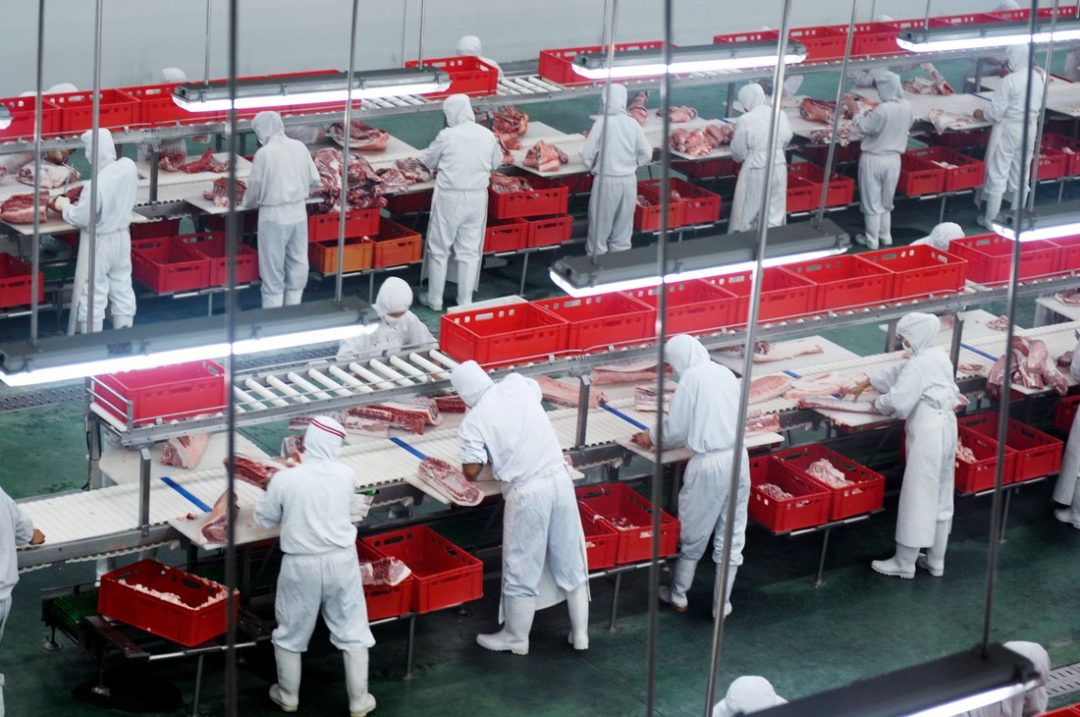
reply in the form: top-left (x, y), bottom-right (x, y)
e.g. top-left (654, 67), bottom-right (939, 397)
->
top-left (0, 0), bottom-right (998, 98)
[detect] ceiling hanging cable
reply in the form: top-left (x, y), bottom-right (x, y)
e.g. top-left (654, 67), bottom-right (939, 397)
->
top-left (29, 0), bottom-right (46, 345)
top-left (336, 0), bottom-right (361, 303)
top-left (586, 0), bottom-right (619, 261)
top-left (815, 0), bottom-right (861, 228)
top-left (1025, 0), bottom-right (1060, 211)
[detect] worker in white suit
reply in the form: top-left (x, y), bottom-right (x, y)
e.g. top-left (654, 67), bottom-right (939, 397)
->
top-left (456, 35), bottom-right (504, 81)
top-left (850, 71), bottom-right (913, 250)
top-left (849, 313), bottom-right (959, 579)
top-left (44, 83), bottom-right (77, 95)
top-left (138, 68), bottom-right (191, 163)
top-left (712, 676), bottom-right (786, 717)
top-left (451, 360), bottom-right (589, 656)
top-left (728, 83), bottom-right (792, 234)
top-left (634, 334), bottom-right (750, 618)
top-left (51, 129), bottom-right (138, 333)
top-left (962, 641), bottom-right (1049, 717)
top-left (420, 94), bottom-right (502, 311)
top-left (255, 416), bottom-right (376, 717)
top-left (336, 277), bottom-right (434, 361)
top-left (0, 486), bottom-right (44, 717)
top-left (581, 83), bottom-right (652, 255)
top-left (1053, 336), bottom-right (1080, 529)
top-left (974, 46), bottom-right (1046, 230)
top-left (244, 111), bottom-right (321, 308)
top-left (911, 222), bottom-right (964, 251)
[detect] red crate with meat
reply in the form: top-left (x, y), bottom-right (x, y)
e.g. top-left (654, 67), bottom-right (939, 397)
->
top-left (748, 456), bottom-right (831, 533)
top-left (363, 526), bottom-right (482, 614)
top-left (770, 444), bottom-right (885, 520)
top-left (960, 413), bottom-right (1064, 484)
top-left (575, 483), bottom-right (678, 565)
top-left (355, 540), bottom-right (415, 621)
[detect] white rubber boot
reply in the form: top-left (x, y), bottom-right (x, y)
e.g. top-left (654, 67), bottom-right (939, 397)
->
top-left (269, 644), bottom-right (301, 712)
top-left (917, 520), bottom-right (951, 577)
top-left (1054, 508), bottom-right (1080, 529)
top-left (855, 214), bottom-right (881, 250)
top-left (262, 292), bottom-right (285, 309)
top-left (425, 256), bottom-right (448, 311)
top-left (0, 672), bottom-right (6, 717)
top-left (455, 258), bottom-right (480, 307)
top-left (658, 557), bottom-right (696, 612)
top-left (879, 212), bottom-right (893, 246)
top-left (871, 544), bottom-right (919, 579)
top-left (343, 648), bottom-right (377, 717)
top-left (477, 595), bottom-right (534, 656)
top-left (112, 315), bottom-right (133, 329)
top-left (284, 289), bottom-right (304, 306)
top-left (977, 192), bottom-right (1004, 230)
top-left (712, 565), bottom-right (738, 620)
top-left (566, 585), bottom-right (590, 651)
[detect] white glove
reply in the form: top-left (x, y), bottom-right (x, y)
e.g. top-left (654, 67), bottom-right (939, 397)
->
top-left (51, 196), bottom-right (70, 213)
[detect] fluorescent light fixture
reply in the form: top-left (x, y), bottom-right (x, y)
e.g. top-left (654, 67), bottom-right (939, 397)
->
top-left (905, 682), bottom-right (1036, 717)
top-left (992, 200), bottom-right (1080, 242)
top-left (570, 42), bottom-right (807, 80)
top-left (549, 219), bottom-right (849, 298)
top-left (0, 299), bottom-right (378, 386)
top-left (0, 106), bottom-right (12, 130)
top-left (173, 68), bottom-right (451, 113)
top-left (898, 20), bottom-right (1080, 53)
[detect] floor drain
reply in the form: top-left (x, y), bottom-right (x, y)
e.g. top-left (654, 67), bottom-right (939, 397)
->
top-left (1048, 662), bottom-right (1080, 698)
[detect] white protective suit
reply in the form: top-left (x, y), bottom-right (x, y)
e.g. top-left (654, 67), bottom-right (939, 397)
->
top-left (1053, 339), bottom-right (1080, 527)
top-left (853, 72), bottom-right (913, 249)
top-left (963, 641), bottom-right (1049, 717)
top-left (0, 486), bottom-right (35, 717)
top-left (456, 35), bottom-right (504, 81)
top-left (336, 276), bottom-right (434, 361)
top-left (581, 83), bottom-right (653, 255)
top-left (420, 94), bottom-right (502, 310)
top-left (980, 46), bottom-right (1046, 229)
top-left (44, 83), bottom-right (77, 95)
top-left (1066, 47), bottom-right (1080, 82)
top-left (452, 361), bottom-right (589, 654)
top-left (652, 335), bottom-right (750, 617)
top-left (712, 676), bottom-right (787, 717)
top-left (912, 222), bottom-right (964, 251)
top-left (244, 111), bottom-right (321, 308)
top-left (728, 83), bottom-right (792, 234)
top-left (137, 68), bottom-right (189, 163)
top-left (869, 313), bottom-right (959, 577)
top-left (62, 129), bottom-right (138, 333)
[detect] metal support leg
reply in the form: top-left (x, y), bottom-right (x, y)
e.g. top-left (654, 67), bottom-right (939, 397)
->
top-left (670, 462), bottom-right (683, 516)
top-left (608, 572), bottom-right (623, 632)
top-left (149, 148), bottom-right (160, 204)
top-left (86, 413), bottom-right (103, 491)
top-left (814, 527), bottom-right (833, 588)
top-left (519, 251), bottom-right (531, 295)
top-left (574, 376), bottom-right (592, 449)
top-left (241, 548), bottom-right (252, 607)
top-left (368, 273), bottom-right (375, 304)
top-left (190, 653), bottom-right (205, 717)
top-left (938, 195), bottom-right (947, 223)
top-left (949, 313), bottom-right (964, 377)
top-left (138, 448), bottom-right (151, 538)
top-left (403, 615), bottom-right (417, 680)
top-left (42, 626), bottom-right (60, 651)
top-left (999, 489), bottom-right (1013, 545)
top-left (884, 317), bottom-right (899, 352)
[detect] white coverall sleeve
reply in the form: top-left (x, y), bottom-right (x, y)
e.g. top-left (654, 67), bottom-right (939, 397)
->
top-left (869, 362), bottom-right (904, 394)
top-left (8, 499), bottom-right (33, 547)
top-left (983, 82), bottom-right (1014, 124)
top-left (405, 314), bottom-right (435, 347)
top-left (242, 152), bottom-right (265, 210)
top-left (253, 479), bottom-right (284, 530)
top-left (635, 125), bottom-right (653, 166)
top-left (779, 112), bottom-right (794, 146)
top-left (305, 151), bottom-right (321, 192)
top-left (458, 415), bottom-right (489, 466)
top-left (1071, 337), bottom-right (1080, 380)
top-left (335, 334), bottom-right (370, 362)
top-left (490, 138), bottom-right (504, 169)
top-left (853, 106), bottom-right (887, 137)
top-left (652, 381), bottom-right (692, 449)
top-left (872, 363), bottom-right (924, 418)
top-left (420, 131), bottom-right (448, 172)
top-left (61, 184), bottom-right (99, 229)
top-left (729, 120), bottom-right (750, 163)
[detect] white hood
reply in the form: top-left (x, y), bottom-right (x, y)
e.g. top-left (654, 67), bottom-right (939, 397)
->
top-left (451, 360), bottom-right (494, 407)
top-left (161, 67), bottom-right (187, 83)
top-left (1006, 45), bottom-right (1029, 72)
top-left (877, 71), bottom-right (904, 102)
top-left (374, 276), bottom-right (413, 316)
top-left (303, 415), bottom-right (346, 461)
top-left (712, 676), bottom-right (786, 717)
top-left (456, 35), bottom-right (483, 56)
top-left (736, 83), bottom-right (765, 113)
top-left (443, 94), bottom-right (474, 127)
top-left (81, 128), bottom-right (116, 170)
top-left (603, 84), bottom-right (629, 116)
top-left (666, 334), bottom-right (710, 377)
top-left (252, 110), bottom-right (285, 145)
top-left (1004, 641), bottom-right (1050, 716)
top-left (897, 312), bottom-right (940, 355)
top-left (928, 222), bottom-right (963, 248)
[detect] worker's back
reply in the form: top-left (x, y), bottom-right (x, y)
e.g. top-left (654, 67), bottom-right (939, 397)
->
top-left (258, 459), bottom-right (357, 555)
top-left (673, 361), bottom-right (741, 454)
top-left (249, 135), bottom-right (318, 208)
top-left (92, 157), bottom-right (138, 234)
top-left (427, 121), bottom-right (500, 192)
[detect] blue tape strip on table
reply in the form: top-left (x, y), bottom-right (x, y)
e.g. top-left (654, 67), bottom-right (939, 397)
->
top-left (389, 436), bottom-right (428, 460)
top-left (160, 476), bottom-right (212, 513)
top-left (961, 342), bottom-right (999, 362)
top-left (602, 402), bottom-right (648, 430)
top-left (783, 369), bottom-right (802, 378)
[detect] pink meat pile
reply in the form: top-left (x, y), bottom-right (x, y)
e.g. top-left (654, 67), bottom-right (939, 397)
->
top-left (16, 161), bottom-right (79, 189)
top-left (758, 483), bottom-right (794, 500)
top-left (904, 64), bottom-right (954, 95)
top-left (805, 458), bottom-right (854, 489)
top-left (636, 189), bottom-right (682, 208)
top-left (799, 97), bottom-right (837, 124)
top-left (928, 109), bottom-right (976, 135)
top-left (536, 375), bottom-right (606, 409)
top-left (808, 123), bottom-right (856, 147)
top-left (159, 151), bottom-right (187, 172)
top-left (662, 106), bottom-right (698, 123)
top-left (749, 374), bottom-right (793, 404)
top-left (0, 191), bottom-right (49, 224)
top-left (956, 442), bottom-right (977, 463)
top-left (118, 576), bottom-right (230, 608)
top-left (310, 147), bottom-right (386, 213)
top-left (669, 124), bottom-right (733, 157)
top-left (329, 121), bottom-right (390, 151)
top-left (987, 337), bottom-right (1069, 396)
top-left (988, 315), bottom-right (1011, 331)
top-left (523, 141), bottom-right (569, 172)
top-left (416, 457), bottom-right (483, 507)
top-left (476, 106), bottom-right (529, 148)
top-left (203, 177), bottom-right (246, 208)
top-left (1057, 288), bottom-right (1080, 306)
top-left (490, 173), bottom-right (533, 194)
top-left (627, 92), bottom-right (649, 126)
top-left (360, 557), bottom-right (411, 587)
top-left (161, 432), bottom-right (210, 469)
top-left (167, 148), bottom-right (227, 174)
top-left (201, 491), bottom-right (238, 544)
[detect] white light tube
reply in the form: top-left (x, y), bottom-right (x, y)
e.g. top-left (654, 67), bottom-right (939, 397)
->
top-left (570, 51), bottom-right (806, 80)
top-left (174, 80), bottom-right (451, 113)
top-left (992, 219), bottom-right (1080, 242)
top-left (905, 681), bottom-right (1036, 717)
top-left (898, 27), bottom-right (1080, 53)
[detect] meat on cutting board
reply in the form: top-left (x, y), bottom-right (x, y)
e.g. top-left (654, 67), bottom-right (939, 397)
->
top-left (395, 157), bottom-right (432, 183)
top-left (16, 161), bottom-right (79, 189)
top-left (798, 396), bottom-right (881, 414)
top-left (290, 413), bottom-right (391, 438)
top-left (200, 490), bottom-right (238, 544)
top-left (203, 177), bottom-right (246, 208)
top-left (0, 191), bottom-right (49, 224)
top-left (748, 374), bottom-right (794, 404)
top-left (228, 454), bottom-right (282, 489)
top-left (592, 359), bottom-right (672, 385)
top-left (751, 340), bottom-right (824, 363)
top-left (784, 372), bottom-right (867, 399)
top-left (662, 106), bottom-right (699, 123)
top-left (360, 557), bottom-right (412, 587)
top-left (536, 375), bottom-right (606, 408)
top-left (432, 394), bottom-right (468, 413)
top-left (181, 148), bottom-right (227, 173)
top-left (523, 140), bottom-right (569, 173)
top-left (634, 384), bottom-right (675, 413)
top-left (416, 457), bottom-right (483, 507)
top-left (161, 433), bottom-right (210, 470)
top-left (329, 121), bottom-right (390, 151)
top-left (159, 151), bottom-right (186, 172)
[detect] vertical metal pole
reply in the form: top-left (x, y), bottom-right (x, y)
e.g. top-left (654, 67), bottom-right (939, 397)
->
top-left (815, 0), bottom-right (861, 225)
top-left (949, 314), bottom-right (965, 376)
top-left (87, 0), bottom-right (104, 335)
top-left (923, 0), bottom-right (932, 30)
top-left (204, 0), bottom-right (213, 84)
top-left (30, 0), bottom-right (46, 344)
top-left (600, 0), bottom-right (611, 47)
top-left (1027, 0), bottom-right (1059, 209)
top-left (588, 0), bottom-right (619, 259)
top-left (417, 0), bottom-right (426, 67)
top-left (705, 2), bottom-right (794, 713)
top-left (138, 448), bottom-right (151, 537)
top-left (337, 0), bottom-right (360, 304)
top-left (574, 375), bottom-right (592, 448)
top-left (399, 0), bottom-right (409, 65)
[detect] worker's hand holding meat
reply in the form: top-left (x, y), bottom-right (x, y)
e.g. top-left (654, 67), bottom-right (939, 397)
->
top-left (30, 528), bottom-right (45, 545)
top-left (631, 430), bottom-right (653, 450)
top-left (846, 378), bottom-right (872, 400)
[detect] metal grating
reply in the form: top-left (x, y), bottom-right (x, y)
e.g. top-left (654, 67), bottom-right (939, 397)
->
top-left (1048, 661), bottom-right (1080, 698)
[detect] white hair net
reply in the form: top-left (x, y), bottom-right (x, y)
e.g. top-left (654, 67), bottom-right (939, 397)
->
top-left (666, 334), bottom-right (710, 377)
top-left (303, 415), bottom-right (346, 461)
top-left (897, 312), bottom-right (940, 355)
top-left (443, 94), bottom-right (474, 127)
top-left (712, 676), bottom-right (786, 717)
top-left (374, 277), bottom-right (414, 316)
top-left (451, 360), bottom-right (494, 407)
top-left (252, 111), bottom-right (285, 144)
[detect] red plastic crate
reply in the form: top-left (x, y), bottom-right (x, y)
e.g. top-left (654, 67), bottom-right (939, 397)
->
top-left (580, 504), bottom-right (619, 572)
top-left (672, 157), bottom-right (739, 179)
top-left (948, 234), bottom-right (1060, 284)
top-left (771, 444), bottom-right (886, 520)
top-left (356, 540), bottom-right (415, 621)
top-left (386, 188), bottom-right (433, 214)
top-left (0, 96), bottom-right (60, 139)
top-left (1054, 394), bottom-right (1080, 434)
top-left (1041, 133), bottom-right (1080, 176)
top-left (785, 255), bottom-right (892, 311)
top-left (713, 30), bottom-right (780, 45)
top-left (960, 413), bottom-right (1064, 483)
top-left (786, 175), bottom-right (818, 213)
top-left (1040, 707), bottom-right (1080, 717)
top-left (206, 212), bottom-right (258, 235)
top-left (121, 83), bottom-right (222, 125)
top-left (181, 233), bottom-right (259, 286)
top-left (899, 152), bottom-right (947, 196)
top-left (860, 245), bottom-right (968, 300)
top-left (954, 426), bottom-right (1018, 494)
top-left (634, 180), bottom-right (687, 231)
top-left (929, 14), bottom-right (1001, 28)
top-left (129, 218), bottom-right (181, 241)
top-left (372, 219), bottom-right (422, 268)
top-left (0, 254), bottom-right (45, 309)
top-left (98, 560), bottom-right (236, 648)
top-left (1052, 234), bottom-right (1080, 273)
top-left (93, 360), bottom-right (226, 425)
top-left (748, 456), bottom-right (832, 532)
top-left (986, 6), bottom-right (1078, 22)
top-left (524, 213), bottom-right (573, 248)
top-left (788, 162), bottom-right (855, 207)
top-left (131, 237), bottom-right (212, 293)
top-left (307, 207), bottom-right (380, 243)
top-left (669, 177), bottom-right (722, 225)
top-left (488, 175), bottom-right (568, 219)
top-left (439, 303), bottom-right (569, 367)
top-left (703, 267), bottom-right (815, 323)
top-left (575, 482), bottom-right (679, 565)
top-left (621, 280), bottom-right (739, 336)
top-left (794, 143), bottom-right (861, 165)
top-left (907, 146), bottom-right (985, 192)
top-left (925, 127), bottom-right (990, 150)
top-left (836, 22), bottom-right (907, 56)
top-left (1035, 148), bottom-right (1069, 180)
top-left (484, 218), bottom-right (529, 254)
top-left (51, 89), bottom-right (140, 132)
top-left (363, 526), bottom-right (482, 614)
top-left (789, 26), bottom-right (847, 61)
top-left (534, 293), bottom-right (653, 351)
top-left (538, 41), bottom-right (665, 85)
top-left (404, 56), bottom-right (500, 98)
top-left (553, 173), bottom-right (594, 194)
top-left (309, 237), bottom-right (373, 274)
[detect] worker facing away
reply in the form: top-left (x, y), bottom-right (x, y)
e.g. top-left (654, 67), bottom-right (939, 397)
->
top-left (244, 111), bottom-right (321, 309)
top-left (851, 71), bottom-right (913, 250)
top-left (911, 222), bottom-right (964, 251)
top-left (254, 416), bottom-right (376, 717)
top-left (0, 486), bottom-right (44, 717)
top-left (849, 313), bottom-right (960, 579)
top-left (451, 360), bottom-right (590, 656)
top-left (336, 277), bottom-right (435, 362)
top-left (580, 83), bottom-right (652, 255)
top-left (51, 129), bottom-right (138, 333)
top-left (712, 676), bottom-right (786, 717)
top-left (633, 334), bottom-right (750, 619)
top-left (962, 641), bottom-right (1049, 717)
top-left (420, 94), bottom-right (503, 311)
top-left (974, 46), bottom-right (1046, 230)
top-left (728, 83), bottom-right (792, 234)
top-left (1053, 334), bottom-right (1080, 529)
top-left (456, 35), bottom-right (504, 80)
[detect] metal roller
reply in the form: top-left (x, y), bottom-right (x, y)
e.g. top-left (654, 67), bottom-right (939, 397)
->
top-left (328, 365), bottom-right (373, 394)
top-left (389, 355), bottom-right (428, 382)
top-left (408, 352), bottom-right (450, 381)
top-left (307, 369), bottom-right (353, 398)
top-left (287, 372), bottom-right (333, 401)
top-left (267, 375), bottom-right (309, 403)
top-left (349, 362), bottom-right (396, 390)
top-left (244, 378), bottom-right (289, 408)
top-left (369, 358), bottom-right (415, 388)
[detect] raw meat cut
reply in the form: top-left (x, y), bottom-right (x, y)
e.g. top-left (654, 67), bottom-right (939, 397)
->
top-left (281, 433), bottom-right (305, 463)
top-left (201, 490), bottom-right (238, 545)
top-left (751, 340), bottom-right (824, 363)
top-left (329, 121), bottom-right (390, 151)
top-left (395, 157), bottom-right (432, 183)
top-left (289, 413), bottom-right (391, 438)
top-left (1025, 339), bottom-right (1050, 378)
top-left (805, 458), bottom-right (853, 488)
top-left (476, 106), bottom-right (529, 145)
top-left (376, 167), bottom-right (412, 193)
top-left (118, 575), bottom-right (230, 608)
top-left (784, 371), bottom-right (866, 399)
top-left (180, 148), bottom-right (227, 173)
top-left (956, 442), bottom-right (977, 463)
top-left (416, 457), bottom-right (483, 507)
top-left (958, 362), bottom-right (986, 375)
top-left (928, 109), bottom-right (975, 135)
top-left (844, 93), bottom-right (879, 119)
top-left (0, 191), bottom-right (48, 224)
top-left (988, 315), bottom-right (1011, 331)
top-left (904, 63), bottom-right (954, 95)
top-left (159, 151), bottom-right (186, 172)
top-left (432, 394), bottom-right (468, 413)
top-left (669, 124), bottom-right (732, 157)
top-left (203, 177), bottom-right (246, 208)
top-left (592, 359), bottom-right (671, 385)
top-left (490, 173), bottom-right (532, 194)
top-left (636, 189), bottom-right (682, 208)
top-left (746, 413), bottom-right (781, 434)
top-left (758, 483), bottom-right (794, 500)
top-left (497, 139), bottom-right (515, 166)
top-left (229, 454), bottom-right (281, 489)
top-left (310, 147), bottom-right (385, 211)
top-left (987, 336), bottom-right (1070, 396)
top-left (704, 123), bottom-right (734, 146)
top-left (161, 433), bottom-right (210, 469)
top-left (808, 122), bottom-right (857, 146)
top-left (536, 375), bottom-right (606, 408)
top-left (348, 399), bottom-right (440, 434)
top-left (663, 106), bottom-right (698, 123)
top-left (360, 557), bottom-right (412, 587)
top-left (799, 97), bottom-right (836, 124)
top-left (372, 399), bottom-right (441, 426)
top-left (1056, 288), bottom-right (1080, 305)
top-left (1059, 351), bottom-right (1074, 369)
top-left (16, 161), bottom-right (79, 189)
top-left (798, 396), bottom-right (882, 414)
top-left (523, 140), bottom-right (569, 173)
top-left (627, 92), bottom-right (649, 126)
top-left (634, 384), bottom-right (675, 413)
top-left (749, 374), bottom-right (794, 404)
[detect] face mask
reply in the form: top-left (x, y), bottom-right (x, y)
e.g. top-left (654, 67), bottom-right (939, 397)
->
top-left (383, 314), bottom-right (404, 326)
